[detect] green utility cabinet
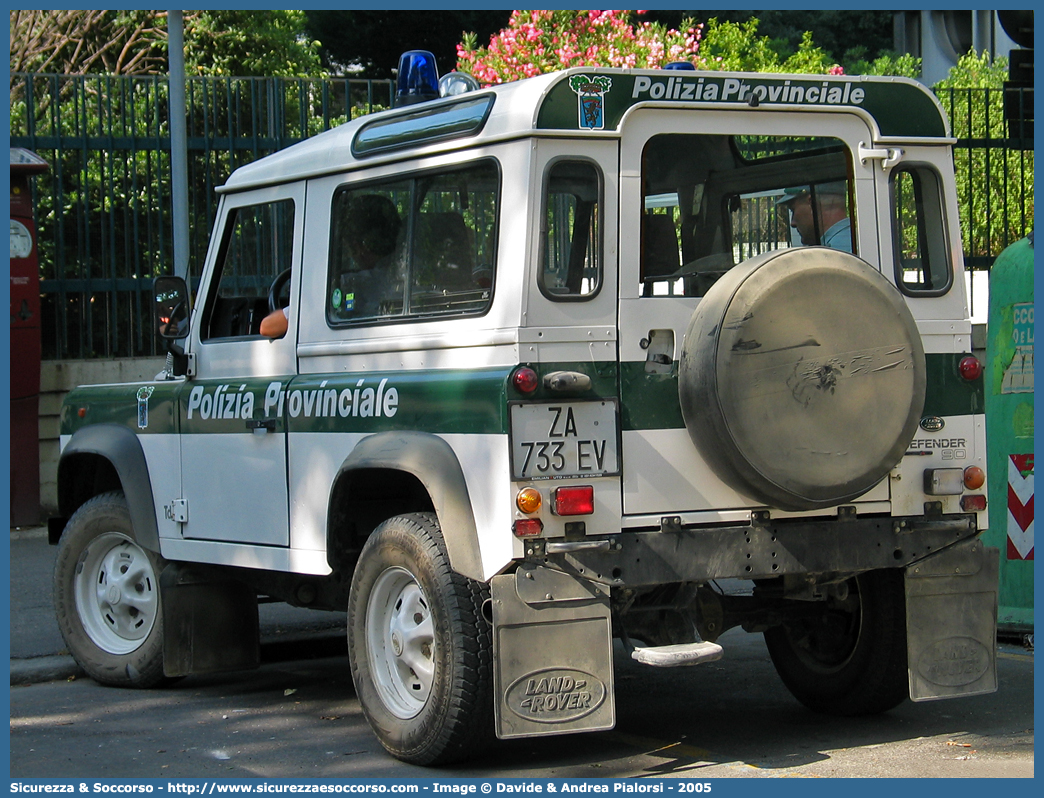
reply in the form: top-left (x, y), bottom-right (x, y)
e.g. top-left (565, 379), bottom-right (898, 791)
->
top-left (984, 232), bottom-right (1034, 631)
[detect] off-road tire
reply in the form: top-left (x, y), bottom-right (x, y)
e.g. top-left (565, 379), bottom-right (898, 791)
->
top-left (53, 491), bottom-right (169, 688)
top-left (348, 513), bottom-right (493, 765)
top-left (764, 569), bottom-right (909, 716)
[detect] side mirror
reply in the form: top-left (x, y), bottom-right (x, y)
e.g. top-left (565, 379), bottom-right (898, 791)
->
top-left (153, 276), bottom-right (191, 377)
top-left (154, 276), bottom-right (190, 340)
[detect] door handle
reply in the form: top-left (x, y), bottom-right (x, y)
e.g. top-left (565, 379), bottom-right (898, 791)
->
top-left (246, 418), bottom-right (277, 433)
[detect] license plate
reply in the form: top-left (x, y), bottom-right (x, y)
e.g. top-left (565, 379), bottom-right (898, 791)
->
top-left (510, 401), bottom-right (619, 480)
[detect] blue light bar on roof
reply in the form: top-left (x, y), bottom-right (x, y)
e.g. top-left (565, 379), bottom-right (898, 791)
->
top-left (395, 50), bottom-right (440, 107)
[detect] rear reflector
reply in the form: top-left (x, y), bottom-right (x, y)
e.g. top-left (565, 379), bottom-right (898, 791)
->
top-left (513, 518), bottom-right (543, 537)
top-left (553, 486), bottom-right (595, 516)
top-left (961, 494), bottom-right (987, 512)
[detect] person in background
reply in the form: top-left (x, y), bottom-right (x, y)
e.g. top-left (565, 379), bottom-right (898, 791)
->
top-left (777, 181), bottom-right (852, 252)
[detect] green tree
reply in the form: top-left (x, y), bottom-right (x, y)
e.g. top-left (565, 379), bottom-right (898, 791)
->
top-left (934, 50), bottom-right (1034, 256)
top-left (181, 10), bottom-right (321, 78)
top-left (844, 51), bottom-right (921, 79)
top-left (9, 10), bottom-right (322, 80)
top-left (644, 9), bottom-right (896, 67)
top-left (695, 19), bottom-right (842, 73)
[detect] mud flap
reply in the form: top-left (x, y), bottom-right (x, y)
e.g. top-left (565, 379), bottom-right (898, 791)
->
top-left (491, 564), bottom-right (614, 739)
top-left (905, 538), bottom-right (999, 701)
top-left (161, 563), bottom-right (260, 677)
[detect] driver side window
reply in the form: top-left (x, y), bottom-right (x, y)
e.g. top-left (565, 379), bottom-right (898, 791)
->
top-left (202, 199), bottom-right (295, 340)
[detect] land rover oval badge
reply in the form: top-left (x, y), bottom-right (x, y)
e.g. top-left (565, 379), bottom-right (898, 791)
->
top-left (920, 416), bottom-right (945, 432)
top-left (917, 637), bottom-right (990, 687)
top-left (506, 667), bottom-right (606, 723)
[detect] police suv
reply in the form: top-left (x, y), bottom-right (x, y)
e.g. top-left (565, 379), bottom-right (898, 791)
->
top-left (53, 53), bottom-right (997, 765)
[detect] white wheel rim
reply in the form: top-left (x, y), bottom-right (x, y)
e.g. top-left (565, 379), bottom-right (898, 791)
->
top-left (73, 532), bottom-right (159, 655)
top-left (365, 566), bottom-right (435, 719)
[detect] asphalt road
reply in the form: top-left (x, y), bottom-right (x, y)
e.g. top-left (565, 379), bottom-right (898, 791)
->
top-left (9, 527), bottom-right (1034, 779)
top-left (10, 631), bottom-right (1033, 779)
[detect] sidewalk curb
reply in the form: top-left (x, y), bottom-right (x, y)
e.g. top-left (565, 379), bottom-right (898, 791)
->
top-left (10, 655), bottom-right (83, 686)
top-left (10, 629), bottom-right (348, 686)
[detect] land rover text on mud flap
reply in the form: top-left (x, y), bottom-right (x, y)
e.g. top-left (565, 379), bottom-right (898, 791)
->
top-left (52, 55), bottom-right (998, 765)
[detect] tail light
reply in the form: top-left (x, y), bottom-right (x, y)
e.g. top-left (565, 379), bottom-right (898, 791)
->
top-left (553, 486), bottom-right (595, 516)
top-left (958, 355), bottom-right (983, 381)
top-left (516, 487), bottom-right (542, 514)
top-left (511, 366), bottom-right (539, 395)
top-left (963, 466), bottom-right (986, 490)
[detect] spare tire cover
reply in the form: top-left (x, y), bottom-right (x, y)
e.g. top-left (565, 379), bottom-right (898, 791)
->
top-left (679, 247), bottom-right (925, 511)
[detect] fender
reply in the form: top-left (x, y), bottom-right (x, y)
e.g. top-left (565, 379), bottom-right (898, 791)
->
top-left (335, 431), bottom-right (483, 581)
top-left (57, 423), bottom-right (161, 553)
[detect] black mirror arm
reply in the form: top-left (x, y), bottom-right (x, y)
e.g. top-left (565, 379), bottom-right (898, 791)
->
top-left (163, 339), bottom-right (190, 377)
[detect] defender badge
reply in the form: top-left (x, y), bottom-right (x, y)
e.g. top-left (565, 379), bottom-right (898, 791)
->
top-left (920, 416), bottom-right (945, 432)
top-left (570, 75), bottom-right (612, 130)
top-left (136, 386), bottom-right (154, 429)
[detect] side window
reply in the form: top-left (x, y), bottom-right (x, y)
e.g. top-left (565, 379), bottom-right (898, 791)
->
top-left (891, 166), bottom-right (953, 295)
top-left (540, 160), bottom-right (602, 299)
top-left (202, 199), bottom-right (295, 340)
top-left (640, 134), bottom-right (854, 298)
top-left (327, 160), bottom-right (498, 325)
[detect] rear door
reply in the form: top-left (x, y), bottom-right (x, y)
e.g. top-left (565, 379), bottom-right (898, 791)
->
top-left (617, 108), bottom-right (881, 519)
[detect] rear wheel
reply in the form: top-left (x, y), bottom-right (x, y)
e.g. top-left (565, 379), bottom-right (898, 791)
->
top-left (348, 513), bottom-right (493, 765)
top-left (53, 491), bottom-right (169, 687)
top-left (764, 569), bottom-right (909, 715)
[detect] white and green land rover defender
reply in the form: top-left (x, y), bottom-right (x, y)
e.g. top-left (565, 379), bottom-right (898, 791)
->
top-left (52, 60), bottom-right (997, 765)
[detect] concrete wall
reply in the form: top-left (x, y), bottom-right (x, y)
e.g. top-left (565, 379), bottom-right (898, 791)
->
top-left (38, 357), bottom-right (165, 515)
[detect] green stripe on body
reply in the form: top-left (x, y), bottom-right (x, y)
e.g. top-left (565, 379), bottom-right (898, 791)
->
top-left (63, 369), bottom-right (517, 437)
top-left (619, 352), bottom-right (983, 431)
top-left (61, 383), bottom-right (181, 436)
top-left (285, 368), bottom-right (511, 435)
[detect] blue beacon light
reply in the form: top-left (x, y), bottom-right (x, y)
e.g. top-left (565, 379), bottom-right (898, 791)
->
top-left (395, 50), bottom-right (441, 107)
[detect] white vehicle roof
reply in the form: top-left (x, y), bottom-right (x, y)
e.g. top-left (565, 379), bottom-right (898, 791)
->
top-left (220, 67), bottom-right (951, 194)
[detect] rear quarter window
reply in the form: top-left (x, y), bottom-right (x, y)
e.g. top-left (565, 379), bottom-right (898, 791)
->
top-left (891, 165), bottom-right (953, 296)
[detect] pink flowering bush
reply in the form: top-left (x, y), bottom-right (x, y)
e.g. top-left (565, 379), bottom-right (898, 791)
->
top-left (457, 11), bottom-right (845, 84)
top-left (456, 10), bottom-right (703, 84)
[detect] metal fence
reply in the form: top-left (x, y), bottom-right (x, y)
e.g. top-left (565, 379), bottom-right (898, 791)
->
top-left (9, 74), bottom-right (1034, 360)
top-left (10, 73), bottom-right (394, 359)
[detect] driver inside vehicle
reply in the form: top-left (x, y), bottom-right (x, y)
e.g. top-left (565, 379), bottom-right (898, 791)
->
top-left (328, 193), bottom-right (404, 322)
top-left (260, 194), bottom-right (404, 337)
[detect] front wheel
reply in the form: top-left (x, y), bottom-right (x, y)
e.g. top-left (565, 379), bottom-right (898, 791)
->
top-left (348, 513), bottom-right (493, 765)
top-left (764, 569), bottom-right (909, 716)
top-left (53, 491), bottom-right (169, 687)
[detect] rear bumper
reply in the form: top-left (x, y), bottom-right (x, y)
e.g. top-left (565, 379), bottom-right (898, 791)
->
top-left (528, 512), bottom-right (980, 587)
